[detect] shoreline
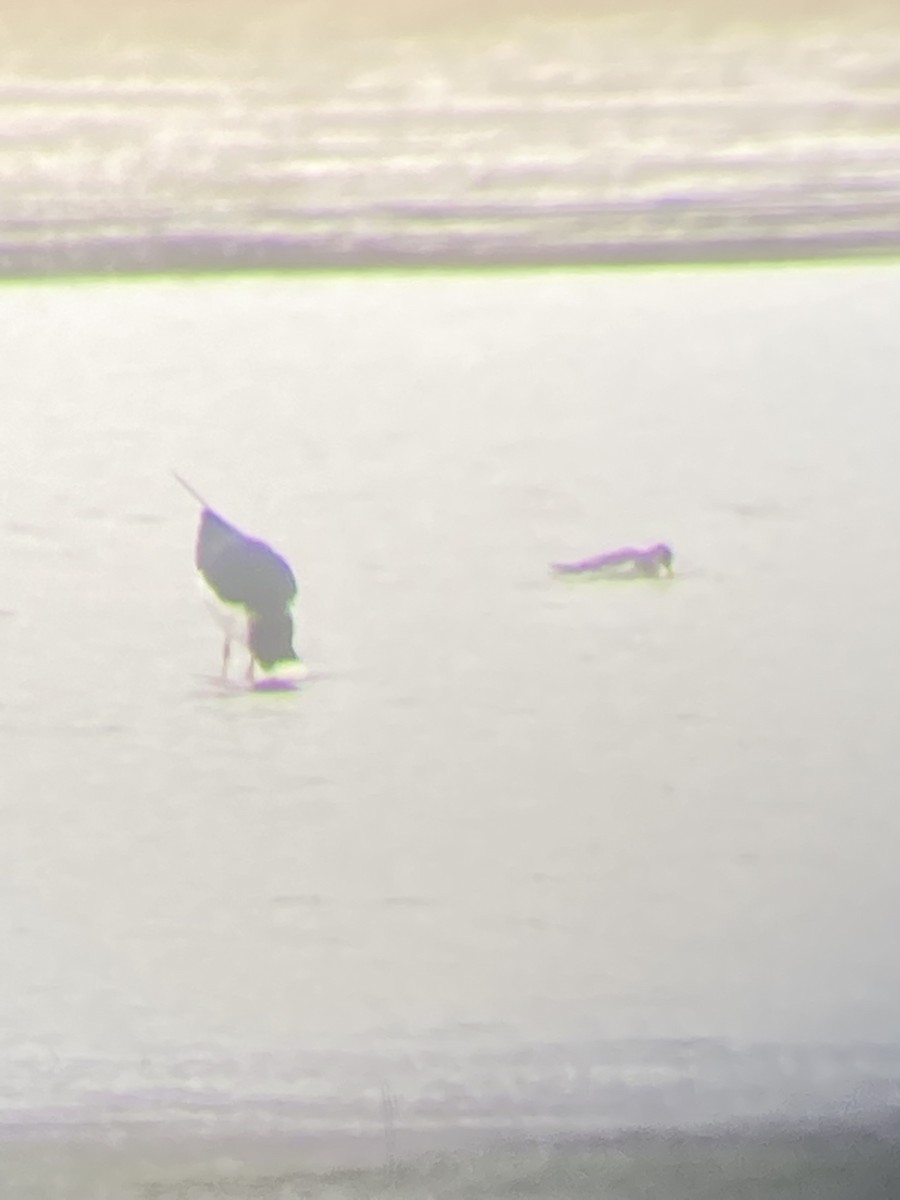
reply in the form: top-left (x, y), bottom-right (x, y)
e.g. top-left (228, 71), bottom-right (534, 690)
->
top-left (1, 1112), bottom-right (899, 1197)
top-left (0, 230), bottom-right (899, 282)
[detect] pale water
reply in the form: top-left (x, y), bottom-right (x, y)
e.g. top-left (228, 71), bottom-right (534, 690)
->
top-left (3, 0), bottom-right (900, 1193)
top-left (3, 264), bottom-right (900, 1195)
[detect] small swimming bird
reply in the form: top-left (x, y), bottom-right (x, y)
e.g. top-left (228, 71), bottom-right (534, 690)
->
top-left (174, 474), bottom-right (300, 682)
top-left (551, 542), bottom-right (674, 578)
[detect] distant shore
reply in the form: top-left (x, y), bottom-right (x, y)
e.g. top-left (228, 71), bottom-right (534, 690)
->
top-left (2, 1114), bottom-right (900, 1198)
top-left (2, 229), bottom-right (899, 281)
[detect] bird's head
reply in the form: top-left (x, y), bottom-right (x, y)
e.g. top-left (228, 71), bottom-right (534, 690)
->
top-left (249, 611), bottom-right (299, 669)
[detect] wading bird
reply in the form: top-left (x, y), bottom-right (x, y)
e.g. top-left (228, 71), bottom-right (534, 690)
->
top-left (174, 474), bottom-right (300, 683)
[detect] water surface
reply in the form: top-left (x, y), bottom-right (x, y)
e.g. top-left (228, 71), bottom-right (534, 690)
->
top-left (3, 268), bottom-right (900, 1191)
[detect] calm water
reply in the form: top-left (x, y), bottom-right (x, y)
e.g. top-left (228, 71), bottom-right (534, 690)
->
top-left (3, 263), bottom-right (900, 1195)
top-left (2, 1), bottom-right (900, 1192)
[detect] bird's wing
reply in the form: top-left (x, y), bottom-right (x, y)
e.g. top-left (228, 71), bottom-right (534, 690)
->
top-left (196, 509), bottom-right (297, 611)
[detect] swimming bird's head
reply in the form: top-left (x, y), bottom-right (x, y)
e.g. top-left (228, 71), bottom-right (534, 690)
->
top-left (248, 610), bottom-right (299, 670)
top-left (650, 543), bottom-right (674, 575)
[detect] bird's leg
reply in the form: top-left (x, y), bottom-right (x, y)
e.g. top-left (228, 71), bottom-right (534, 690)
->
top-left (245, 614), bottom-right (256, 685)
top-left (221, 636), bottom-right (231, 679)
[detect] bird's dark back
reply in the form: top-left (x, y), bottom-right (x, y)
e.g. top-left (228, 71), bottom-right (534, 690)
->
top-left (196, 508), bottom-right (297, 613)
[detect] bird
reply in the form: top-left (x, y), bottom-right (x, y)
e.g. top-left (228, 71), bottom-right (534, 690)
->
top-left (551, 542), bottom-right (674, 579)
top-left (174, 474), bottom-right (301, 684)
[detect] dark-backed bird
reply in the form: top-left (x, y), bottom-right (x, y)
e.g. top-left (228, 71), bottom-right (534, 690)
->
top-left (174, 474), bottom-right (300, 683)
top-left (551, 542), bottom-right (674, 579)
